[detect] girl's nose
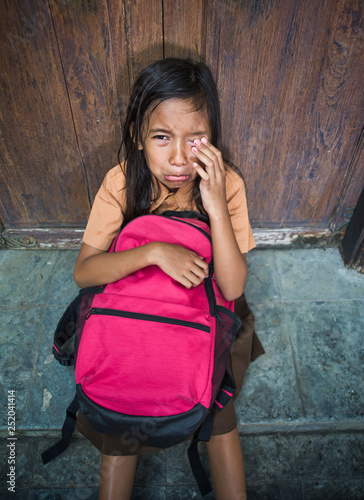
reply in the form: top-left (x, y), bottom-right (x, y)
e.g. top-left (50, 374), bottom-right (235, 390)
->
top-left (169, 141), bottom-right (188, 166)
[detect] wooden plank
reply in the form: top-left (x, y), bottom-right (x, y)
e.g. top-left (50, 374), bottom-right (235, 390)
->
top-left (49, 0), bottom-right (122, 200)
top-left (123, 0), bottom-right (163, 83)
top-left (163, 0), bottom-right (205, 59)
top-left (205, 0), bottom-right (315, 226)
top-left (285, 0), bottom-right (364, 226)
top-left (0, 0), bottom-right (90, 226)
top-left (105, 0), bottom-right (130, 123)
top-left (0, 228), bottom-right (84, 249)
top-left (205, 0), bottom-right (364, 228)
top-left (0, 226), bottom-right (336, 250)
top-left (330, 120), bottom-right (364, 232)
top-left (105, 0), bottom-right (163, 162)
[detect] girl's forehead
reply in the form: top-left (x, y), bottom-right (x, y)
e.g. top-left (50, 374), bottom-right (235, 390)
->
top-left (146, 99), bottom-right (210, 134)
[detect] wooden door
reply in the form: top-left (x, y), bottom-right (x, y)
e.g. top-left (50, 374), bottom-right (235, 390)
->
top-left (0, 0), bottom-right (363, 248)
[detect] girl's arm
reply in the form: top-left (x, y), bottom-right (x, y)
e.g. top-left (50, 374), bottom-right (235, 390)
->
top-left (74, 240), bottom-right (208, 289)
top-left (209, 210), bottom-right (247, 301)
top-left (191, 138), bottom-right (247, 301)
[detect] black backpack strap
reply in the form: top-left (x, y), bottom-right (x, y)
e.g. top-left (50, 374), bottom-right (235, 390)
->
top-left (187, 371), bottom-right (237, 495)
top-left (162, 210), bottom-right (210, 225)
top-left (52, 342), bottom-right (74, 366)
top-left (213, 370), bottom-right (236, 411)
top-left (41, 394), bottom-right (79, 465)
top-left (187, 412), bottom-right (214, 497)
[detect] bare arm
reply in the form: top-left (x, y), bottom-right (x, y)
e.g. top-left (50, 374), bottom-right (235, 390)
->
top-left (191, 138), bottom-right (247, 301)
top-left (74, 240), bottom-right (208, 289)
top-left (209, 210), bottom-right (247, 301)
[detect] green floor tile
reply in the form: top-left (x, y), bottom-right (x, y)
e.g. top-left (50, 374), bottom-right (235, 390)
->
top-left (0, 251), bottom-right (57, 306)
top-left (274, 248), bottom-right (364, 302)
top-left (294, 433), bottom-right (364, 479)
top-left (0, 307), bottom-right (45, 429)
top-left (244, 249), bottom-right (282, 303)
top-left (47, 251), bottom-right (79, 306)
top-left (22, 307), bottom-right (76, 430)
top-left (285, 301), bottom-right (364, 421)
top-left (34, 438), bottom-right (101, 488)
top-left (236, 302), bottom-right (303, 424)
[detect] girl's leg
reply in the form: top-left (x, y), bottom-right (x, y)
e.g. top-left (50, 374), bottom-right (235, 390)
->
top-left (98, 454), bottom-right (138, 500)
top-left (205, 427), bottom-right (247, 500)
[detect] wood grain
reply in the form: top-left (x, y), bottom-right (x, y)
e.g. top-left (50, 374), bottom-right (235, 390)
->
top-left (330, 126), bottom-right (364, 230)
top-left (105, 0), bottom-right (131, 125)
top-left (49, 0), bottom-right (122, 201)
top-left (0, 0), bottom-right (90, 226)
top-left (123, 0), bottom-right (163, 83)
top-left (163, 0), bottom-right (206, 59)
top-left (285, 0), bottom-right (364, 227)
top-left (0, 0), bottom-right (363, 235)
top-left (205, 0), bottom-right (364, 228)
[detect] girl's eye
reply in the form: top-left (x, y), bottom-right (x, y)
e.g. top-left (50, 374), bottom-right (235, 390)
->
top-left (153, 135), bottom-right (168, 141)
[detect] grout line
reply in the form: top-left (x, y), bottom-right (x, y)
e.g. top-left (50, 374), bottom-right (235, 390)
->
top-left (245, 298), bottom-right (364, 305)
top-left (2, 297), bottom-right (364, 311)
top-left (237, 420), bottom-right (364, 436)
top-left (2, 419), bottom-right (363, 438)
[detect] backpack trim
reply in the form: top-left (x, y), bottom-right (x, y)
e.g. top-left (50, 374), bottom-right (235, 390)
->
top-left (77, 384), bottom-right (210, 448)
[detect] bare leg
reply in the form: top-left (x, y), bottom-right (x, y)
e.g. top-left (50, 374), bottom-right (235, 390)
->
top-left (98, 454), bottom-right (138, 500)
top-left (205, 427), bottom-right (247, 500)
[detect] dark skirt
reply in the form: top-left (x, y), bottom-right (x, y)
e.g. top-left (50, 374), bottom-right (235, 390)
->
top-left (75, 294), bottom-right (264, 455)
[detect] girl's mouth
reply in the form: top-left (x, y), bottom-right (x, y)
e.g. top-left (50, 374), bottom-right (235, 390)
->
top-left (165, 175), bottom-right (190, 182)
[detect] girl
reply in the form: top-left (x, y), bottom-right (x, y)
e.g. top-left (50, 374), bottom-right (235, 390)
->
top-left (74, 57), bottom-right (263, 500)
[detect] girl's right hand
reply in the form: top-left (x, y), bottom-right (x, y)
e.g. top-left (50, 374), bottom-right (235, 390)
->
top-left (150, 242), bottom-right (209, 289)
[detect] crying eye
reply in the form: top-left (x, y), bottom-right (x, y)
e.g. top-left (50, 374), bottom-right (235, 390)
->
top-left (153, 135), bottom-right (168, 140)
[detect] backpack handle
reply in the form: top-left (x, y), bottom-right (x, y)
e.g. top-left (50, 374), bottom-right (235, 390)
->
top-left (162, 210), bottom-right (210, 225)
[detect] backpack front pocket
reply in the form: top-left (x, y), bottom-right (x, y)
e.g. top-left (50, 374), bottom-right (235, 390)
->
top-left (75, 297), bottom-right (214, 417)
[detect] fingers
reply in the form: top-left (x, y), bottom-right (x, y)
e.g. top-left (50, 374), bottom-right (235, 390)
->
top-left (156, 242), bottom-right (209, 290)
top-left (191, 137), bottom-right (225, 175)
top-left (183, 258), bottom-right (209, 287)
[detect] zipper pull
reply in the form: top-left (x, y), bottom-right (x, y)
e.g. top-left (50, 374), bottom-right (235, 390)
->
top-left (85, 309), bottom-right (94, 320)
top-left (215, 312), bottom-right (225, 328)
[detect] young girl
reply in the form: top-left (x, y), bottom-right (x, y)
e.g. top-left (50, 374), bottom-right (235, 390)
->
top-left (74, 57), bottom-right (263, 500)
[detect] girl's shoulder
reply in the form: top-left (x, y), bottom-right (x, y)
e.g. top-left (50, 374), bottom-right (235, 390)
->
top-left (102, 163), bottom-right (127, 193)
top-left (225, 164), bottom-right (247, 193)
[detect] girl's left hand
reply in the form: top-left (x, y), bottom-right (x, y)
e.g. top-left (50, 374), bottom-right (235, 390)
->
top-left (191, 138), bottom-right (228, 218)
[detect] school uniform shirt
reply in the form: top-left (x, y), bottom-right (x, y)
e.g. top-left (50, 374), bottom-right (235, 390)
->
top-left (82, 163), bottom-right (256, 253)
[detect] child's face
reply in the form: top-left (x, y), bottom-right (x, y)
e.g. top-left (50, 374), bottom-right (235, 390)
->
top-left (139, 98), bottom-right (210, 191)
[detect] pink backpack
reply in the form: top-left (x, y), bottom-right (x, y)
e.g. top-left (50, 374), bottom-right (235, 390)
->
top-left (42, 211), bottom-right (241, 496)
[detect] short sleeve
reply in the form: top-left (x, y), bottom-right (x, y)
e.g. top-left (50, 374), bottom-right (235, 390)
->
top-left (82, 165), bottom-right (126, 251)
top-left (226, 169), bottom-right (256, 253)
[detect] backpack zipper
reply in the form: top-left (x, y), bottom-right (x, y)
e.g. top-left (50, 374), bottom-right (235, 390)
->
top-left (85, 307), bottom-right (210, 333)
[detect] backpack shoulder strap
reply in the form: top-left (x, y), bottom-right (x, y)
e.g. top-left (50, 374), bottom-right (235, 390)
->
top-left (41, 393), bottom-right (79, 465)
top-left (187, 370), bottom-right (237, 497)
top-left (187, 412), bottom-right (214, 497)
top-left (161, 210), bottom-right (210, 225)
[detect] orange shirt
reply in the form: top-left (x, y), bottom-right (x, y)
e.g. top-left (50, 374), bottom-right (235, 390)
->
top-left (83, 164), bottom-right (256, 253)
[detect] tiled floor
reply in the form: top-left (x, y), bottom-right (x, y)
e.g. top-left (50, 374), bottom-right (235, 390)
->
top-left (0, 247), bottom-right (363, 499)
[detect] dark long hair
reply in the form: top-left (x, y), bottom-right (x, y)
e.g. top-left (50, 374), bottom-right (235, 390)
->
top-left (118, 57), bottom-right (222, 226)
